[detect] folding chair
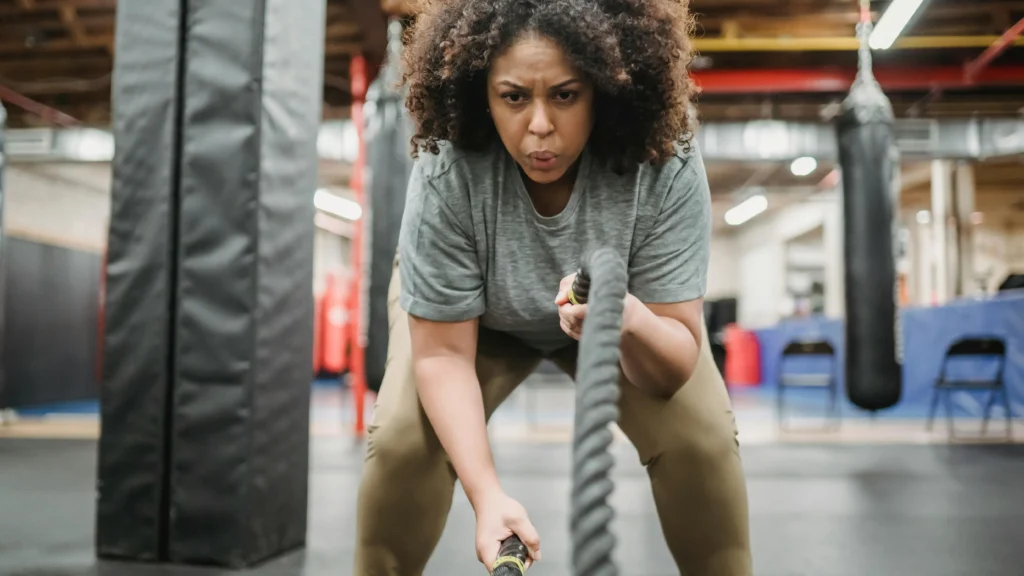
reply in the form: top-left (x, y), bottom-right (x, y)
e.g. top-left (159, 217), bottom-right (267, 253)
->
top-left (777, 339), bottom-right (839, 431)
top-left (926, 337), bottom-right (1012, 440)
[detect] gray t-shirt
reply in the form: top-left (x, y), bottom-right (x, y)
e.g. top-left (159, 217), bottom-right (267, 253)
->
top-left (397, 139), bottom-right (711, 354)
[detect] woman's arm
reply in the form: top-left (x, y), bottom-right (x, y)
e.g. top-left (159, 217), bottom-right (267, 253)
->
top-left (618, 296), bottom-right (704, 398)
top-left (408, 314), bottom-right (501, 507)
top-left (556, 277), bottom-right (704, 399)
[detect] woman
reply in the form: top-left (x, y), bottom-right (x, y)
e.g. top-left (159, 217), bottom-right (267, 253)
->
top-left (354, 0), bottom-right (752, 574)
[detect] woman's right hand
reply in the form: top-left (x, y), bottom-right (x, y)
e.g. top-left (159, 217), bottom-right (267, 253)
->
top-left (473, 489), bottom-right (542, 573)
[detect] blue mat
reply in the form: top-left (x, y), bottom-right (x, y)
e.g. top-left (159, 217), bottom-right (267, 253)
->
top-left (750, 292), bottom-right (1024, 420)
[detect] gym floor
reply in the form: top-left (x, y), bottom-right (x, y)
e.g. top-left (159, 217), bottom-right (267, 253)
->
top-left (3, 375), bottom-right (1023, 576)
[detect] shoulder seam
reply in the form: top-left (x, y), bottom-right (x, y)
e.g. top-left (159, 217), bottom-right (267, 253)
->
top-left (421, 170), bottom-right (473, 239)
top-left (420, 146), bottom-right (470, 184)
top-left (660, 156), bottom-right (695, 213)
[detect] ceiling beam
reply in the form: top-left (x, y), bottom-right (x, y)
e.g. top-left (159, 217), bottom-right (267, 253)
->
top-left (0, 35), bottom-right (112, 54)
top-left (693, 65), bottom-right (1024, 94)
top-left (58, 2), bottom-right (88, 47)
top-left (692, 35), bottom-right (1024, 51)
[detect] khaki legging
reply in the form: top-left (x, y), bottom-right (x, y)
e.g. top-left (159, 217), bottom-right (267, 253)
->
top-left (353, 259), bottom-right (752, 575)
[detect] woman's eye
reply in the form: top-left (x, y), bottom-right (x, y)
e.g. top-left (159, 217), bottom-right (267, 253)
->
top-left (502, 93), bottom-right (525, 104)
top-left (554, 90), bottom-right (577, 102)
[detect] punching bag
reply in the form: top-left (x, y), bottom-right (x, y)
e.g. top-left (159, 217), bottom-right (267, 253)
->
top-left (364, 20), bottom-right (415, 393)
top-left (0, 102), bottom-right (6, 412)
top-left (836, 15), bottom-right (902, 410)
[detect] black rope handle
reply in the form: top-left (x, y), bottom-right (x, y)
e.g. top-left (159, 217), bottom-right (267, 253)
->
top-left (566, 265), bottom-right (591, 305)
top-left (492, 534), bottom-right (529, 575)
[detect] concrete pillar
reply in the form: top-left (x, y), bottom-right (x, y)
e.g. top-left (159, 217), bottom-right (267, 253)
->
top-left (954, 161), bottom-right (977, 296)
top-left (930, 160), bottom-right (953, 303)
top-left (914, 212), bottom-right (933, 305)
top-left (823, 190), bottom-right (845, 317)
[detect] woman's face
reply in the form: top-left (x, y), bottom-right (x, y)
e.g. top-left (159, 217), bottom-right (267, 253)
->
top-left (487, 33), bottom-right (595, 186)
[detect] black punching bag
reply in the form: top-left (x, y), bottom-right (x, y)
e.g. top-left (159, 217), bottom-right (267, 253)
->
top-left (836, 18), bottom-right (902, 410)
top-left (0, 102), bottom-right (6, 412)
top-left (364, 20), bottom-right (414, 393)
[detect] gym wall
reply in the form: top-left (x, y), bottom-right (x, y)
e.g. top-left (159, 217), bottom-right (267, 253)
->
top-left (731, 190), bottom-right (845, 328)
top-left (1, 163), bottom-right (108, 408)
top-left (0, 162), bottom-right (350, 409)
top-left (5, 163), bottom-right (111, 252)
top-left (706, 235), bottom-right (739, 301)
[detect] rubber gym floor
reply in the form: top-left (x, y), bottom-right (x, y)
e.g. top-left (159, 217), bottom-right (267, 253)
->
top-left (3, 376), bottom-right (1023, 576)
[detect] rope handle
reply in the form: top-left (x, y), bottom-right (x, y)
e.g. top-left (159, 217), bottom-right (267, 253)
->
top-left (492, 535), bottom-right (529, 574)
top-left (567, 266), bottom-right (590, 305)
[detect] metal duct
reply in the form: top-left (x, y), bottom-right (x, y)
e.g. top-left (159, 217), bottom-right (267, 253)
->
top-left (5, 117), bottom-right (1024, 164)
top-left (694, 117), bottom-right (1024, 162)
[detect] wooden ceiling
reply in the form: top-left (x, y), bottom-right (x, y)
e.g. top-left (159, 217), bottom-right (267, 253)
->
top-left (1, 0), bottom-right (1023, 127)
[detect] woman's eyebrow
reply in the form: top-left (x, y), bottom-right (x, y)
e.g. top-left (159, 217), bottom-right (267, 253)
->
top-left (495, 78), bottom-right (582, 90)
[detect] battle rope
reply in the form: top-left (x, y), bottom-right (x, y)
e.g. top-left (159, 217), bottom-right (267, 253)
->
top-left (492, 247), bottom-right (626, 576)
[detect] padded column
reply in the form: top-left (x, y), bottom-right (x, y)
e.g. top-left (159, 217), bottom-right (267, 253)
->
top-left (96, 0), bottom-right (183, 559)
top-left (169, 0), bottom-right (323, 566)
top-left (96, 0), bottom-right (324, 567)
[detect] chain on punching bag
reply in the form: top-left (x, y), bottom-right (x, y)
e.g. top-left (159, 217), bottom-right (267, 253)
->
top-left (836, 6), bottom-right (903, 411)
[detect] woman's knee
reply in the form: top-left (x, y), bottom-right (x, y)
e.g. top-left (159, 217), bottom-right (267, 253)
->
top-left (647, 409), bottom-right (740, 470)
top-left (365, 412), bottom-right (446, 474)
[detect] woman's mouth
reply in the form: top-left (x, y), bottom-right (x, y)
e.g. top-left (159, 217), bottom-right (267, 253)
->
top-left (528, 151), bottom-right (558, 170)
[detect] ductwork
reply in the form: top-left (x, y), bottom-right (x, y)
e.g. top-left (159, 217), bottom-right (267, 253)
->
top-left (4, 117), bottom-right (1023, 164)
top-left (694, 117), bottom-right (1024, 162)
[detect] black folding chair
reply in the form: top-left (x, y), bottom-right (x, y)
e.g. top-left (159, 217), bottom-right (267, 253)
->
top-left (926, 337), bottom-right (1012, 440)
top-left (777, 339), bottom-right (840, 431)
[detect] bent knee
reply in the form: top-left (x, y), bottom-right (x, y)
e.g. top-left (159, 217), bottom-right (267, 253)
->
top-left (646, 411), bottom-right (740, 469)
top-left (365, 416), bottom-right (446, 472)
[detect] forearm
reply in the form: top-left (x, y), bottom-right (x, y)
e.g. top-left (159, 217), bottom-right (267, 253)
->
top-left (414, 356), bottom-right (501, 507)
top-left (618, 296), bottom-right (701, 398)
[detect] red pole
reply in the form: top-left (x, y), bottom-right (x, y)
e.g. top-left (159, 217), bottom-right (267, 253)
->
top-left (690, 65), bottom-right (1024, 94)
top-left (348, 55), bottom-right (369, 436)
top-left (0, 83), bottom-right (80, 126)
top-left (964, 17), bottom-right (1024, 83)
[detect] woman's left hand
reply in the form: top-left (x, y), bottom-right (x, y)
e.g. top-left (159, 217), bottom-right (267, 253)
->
top-left (555, 273), bottom-right (587, 340)
top-left (556, 272), bottom-right (641, 340)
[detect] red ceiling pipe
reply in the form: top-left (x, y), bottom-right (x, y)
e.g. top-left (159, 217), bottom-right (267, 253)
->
top-left (964, 17), bottom-right (1024, 83)
top-left (692, 65), bottom-right (1024, 94)
top-left (0, 83), bottom-right (80, 126)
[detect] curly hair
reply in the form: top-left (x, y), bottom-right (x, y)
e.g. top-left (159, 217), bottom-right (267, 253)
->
top-left (400, 0), bottom-right (699, 173)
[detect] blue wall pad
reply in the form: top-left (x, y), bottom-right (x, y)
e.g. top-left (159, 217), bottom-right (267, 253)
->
top-left (901, 291), bottom-right (1024, 420)
top-left (754, 316), bottom-right (845, 392)
top-left (750, 292), bottom-right (1024, 419)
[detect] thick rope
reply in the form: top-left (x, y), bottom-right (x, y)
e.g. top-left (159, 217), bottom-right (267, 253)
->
top-left (570, 247), bottom-right (626, 576)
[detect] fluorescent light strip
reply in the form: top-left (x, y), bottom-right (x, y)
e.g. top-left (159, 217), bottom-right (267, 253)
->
top-left (790, 156), bottom-right (817, 177)
top-left (314, 188), bottom-right (362, 221)
top-left (725, 194), bottom-right (768, 226)
top-left (869, 0), bottom-right (927, 50)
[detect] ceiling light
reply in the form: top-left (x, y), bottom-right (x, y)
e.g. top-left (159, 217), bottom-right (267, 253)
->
top-left (315, 188), bottom-right (362, 220)
top-left (725, 194), bottom-right (768, 226)
top-left (790, 156), bottom-right (818, 177)
top-left (869, 0), bottom-right (927, 50)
